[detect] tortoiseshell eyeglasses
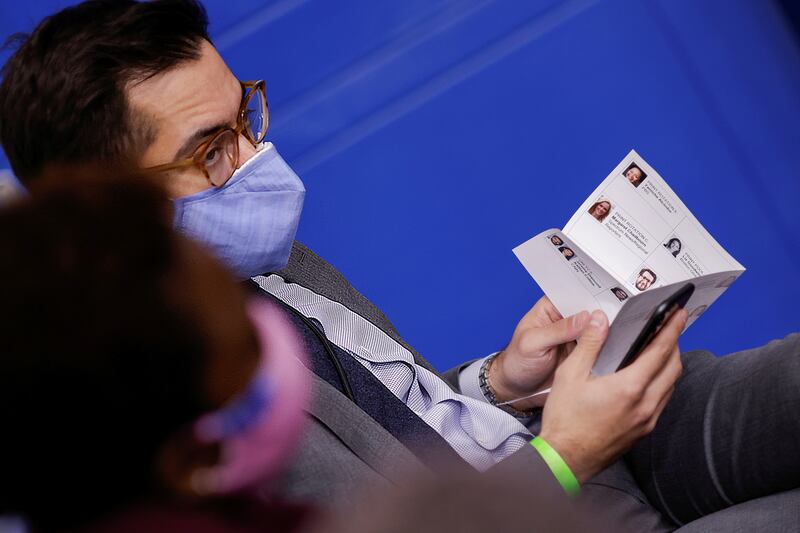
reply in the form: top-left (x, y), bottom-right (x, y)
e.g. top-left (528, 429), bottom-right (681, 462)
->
top-left (143, 80), bottom-right (268, 187)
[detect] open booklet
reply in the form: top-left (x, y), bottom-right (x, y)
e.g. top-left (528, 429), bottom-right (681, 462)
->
top-left (513, 150), bottom-right (744, 376)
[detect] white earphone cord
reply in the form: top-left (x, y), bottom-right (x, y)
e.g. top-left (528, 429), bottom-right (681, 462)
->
top-left (496, 387), bottom-right (552, 407)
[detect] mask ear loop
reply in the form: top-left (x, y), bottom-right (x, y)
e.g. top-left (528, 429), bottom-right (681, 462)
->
top-left (496, 387), bottom-right (551, 407)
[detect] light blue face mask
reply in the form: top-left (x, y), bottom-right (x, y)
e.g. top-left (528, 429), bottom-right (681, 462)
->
top-left (173, 143), bottom-right (305, 279)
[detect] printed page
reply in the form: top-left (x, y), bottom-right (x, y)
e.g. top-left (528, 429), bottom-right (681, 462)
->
top-left (562, 150), bottom-right (744, 297)
top-left (513, 230), bottom-right (632, 323)
top-left (513, 151), bottom-right (746, 375)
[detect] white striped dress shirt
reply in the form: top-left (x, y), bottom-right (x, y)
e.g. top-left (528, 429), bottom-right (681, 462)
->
top-left (253, 274), bottom-right (532, 471)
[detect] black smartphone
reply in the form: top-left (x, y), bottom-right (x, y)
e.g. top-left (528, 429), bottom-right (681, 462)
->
top-left (617, 283), bottom-right (695, 370)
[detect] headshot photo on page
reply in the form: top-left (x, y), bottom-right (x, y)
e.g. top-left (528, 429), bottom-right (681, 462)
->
top-left (558, 246), bottom-right (575, 261)
top-left (664, 237), bottom-right (682, 257)
top-left (549, 234), bottom-right (564, 246)
top-left (634, 267), bottom-right (657, 292)
top-left (611, 287), bottom-right (629, 301)
top-left (588, 198), bottom-right (612, 222)
top-left (623, 162), bottom-right (647, 187)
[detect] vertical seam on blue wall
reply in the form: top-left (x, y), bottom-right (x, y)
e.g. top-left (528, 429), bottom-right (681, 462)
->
top-left (646, 0), bottom-right (800, 271)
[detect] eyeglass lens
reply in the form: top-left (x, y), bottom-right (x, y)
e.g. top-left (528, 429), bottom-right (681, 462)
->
top-left (200, 84), bottom-right (267, 187)
top-left (204, 130), bottom-right (240, 186)
top-left (244, 85), bottom-right (268, 144)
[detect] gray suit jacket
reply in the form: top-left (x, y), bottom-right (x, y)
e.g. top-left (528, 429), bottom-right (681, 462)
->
top-left (270, 242), bottom-right (566, 506)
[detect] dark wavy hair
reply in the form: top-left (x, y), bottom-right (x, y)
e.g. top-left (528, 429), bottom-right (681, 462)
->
top-left (0, 0), bottom-right (209, 183)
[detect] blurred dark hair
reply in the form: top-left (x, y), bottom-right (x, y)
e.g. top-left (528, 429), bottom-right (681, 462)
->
top-left (0, 0), bottom-right (209, 183)
top-left (0, 174), bottom-right (209, 529)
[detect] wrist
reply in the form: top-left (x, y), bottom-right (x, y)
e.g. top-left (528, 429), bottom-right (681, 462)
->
top-left (536, 430), bottom-right (592, 484)
top-left (530, 436), bottom-right (581, 496)
top-left (488, 352), bottom-right (539, 411)
top-left (479, 354), bottom-right (536, 418)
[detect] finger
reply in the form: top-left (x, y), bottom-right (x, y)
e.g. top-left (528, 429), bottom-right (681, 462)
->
top-left (521, 296), bottom-right (564, 329)
top-left (640, 346), bottom-right (682, 416)
top-left (618, 309), bottom-right (687, 384)
top-left (535, 295), bottom-right (561, 318)
top-left (561, 310), bottom-right (609, 376)
top-left (643, 384), bottom-right (676, 435)
top-left (518, 310), bottom-right (590, 355)
top-left (556, 340), bottom-right (577, 364)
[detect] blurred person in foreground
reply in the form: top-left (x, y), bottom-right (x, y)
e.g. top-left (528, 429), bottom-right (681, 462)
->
top-left (0, 175), bottom-right (313, 532)
top-left (0, 1), bottom-right (799, 531)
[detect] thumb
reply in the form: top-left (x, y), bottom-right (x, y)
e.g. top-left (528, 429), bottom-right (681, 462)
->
top-left (562, 310), bottom-right (609, 376)
top-left (519, 310), bottom-right (590, 355)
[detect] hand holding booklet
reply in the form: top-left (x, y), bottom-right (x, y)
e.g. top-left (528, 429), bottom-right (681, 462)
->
top-left (514, 150), bottom-right (744, 376)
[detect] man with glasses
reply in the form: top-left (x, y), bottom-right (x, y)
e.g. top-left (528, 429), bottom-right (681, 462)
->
top-left (1, 1), bottom-right (799, 530)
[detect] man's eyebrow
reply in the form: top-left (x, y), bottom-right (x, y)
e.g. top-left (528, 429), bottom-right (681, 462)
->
top-left (173, 122), bottom-right (230, 161)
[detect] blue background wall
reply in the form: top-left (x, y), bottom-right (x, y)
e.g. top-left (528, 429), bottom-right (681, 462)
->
top-left (2, 0), bottom-right (799, 371)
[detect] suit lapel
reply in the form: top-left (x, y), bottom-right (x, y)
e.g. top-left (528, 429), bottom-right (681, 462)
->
top-left (278, 242), bottom-right (443, 378)
top-left (303, 369), bottom-right (430, 484)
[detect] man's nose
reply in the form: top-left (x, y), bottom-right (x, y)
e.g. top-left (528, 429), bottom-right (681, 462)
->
top-left (236, 133), bottom-right (258, 168)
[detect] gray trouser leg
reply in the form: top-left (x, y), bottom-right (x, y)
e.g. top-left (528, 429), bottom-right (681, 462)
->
top-left (675, 488), bottom-right (800, 532)
top-left (626, 333), bottom-right (800, 525)
top-left (580, 459), bottom-right (675, 532)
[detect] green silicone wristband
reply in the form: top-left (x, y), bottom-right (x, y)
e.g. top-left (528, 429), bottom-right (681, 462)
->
top-left (530, 436), bottom-right (581, 497)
